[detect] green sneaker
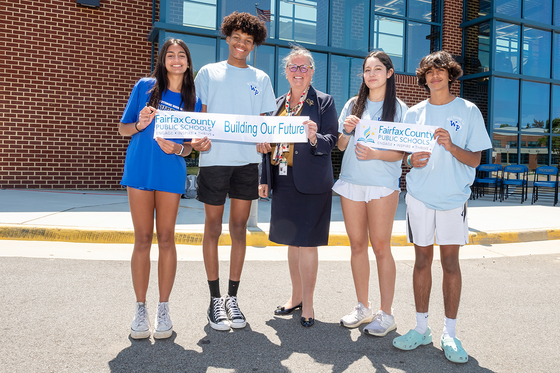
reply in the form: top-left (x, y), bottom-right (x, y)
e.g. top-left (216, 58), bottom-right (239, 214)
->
top-left (441, 335), bottom-right (468, 363)
top-left (393, 327), bottom-right (432, 350)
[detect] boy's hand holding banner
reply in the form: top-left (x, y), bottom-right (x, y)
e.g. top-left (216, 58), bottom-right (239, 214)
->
top-left (355, 119), bottom-right (439, 153)
top-left (153, 111), bottom-right (309, 143)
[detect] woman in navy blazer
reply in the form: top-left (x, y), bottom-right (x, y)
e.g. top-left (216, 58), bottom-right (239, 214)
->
top-left (258, 46), bottom-right (338, 327)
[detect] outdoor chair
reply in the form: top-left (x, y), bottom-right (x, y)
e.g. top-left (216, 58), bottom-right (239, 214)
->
top-left (531, 166), bottom-right (559, 206)
top-left (500, 164), bottom-right (528, 203)
top-left (473, 164), bottom-right (502, 201)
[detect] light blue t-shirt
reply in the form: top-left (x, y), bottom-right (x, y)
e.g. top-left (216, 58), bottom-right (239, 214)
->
top-left (338, 98), bottom-right (408, 190)
top-left (120, 78), bottom-right (202, 194)
top-left (405, 97), bottom-right (492, 210)
top-left (194, 61), bottom-right (276, 167)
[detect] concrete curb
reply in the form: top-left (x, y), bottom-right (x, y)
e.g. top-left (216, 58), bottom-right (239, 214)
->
top-left (1, 225), bottom-right (559, 246)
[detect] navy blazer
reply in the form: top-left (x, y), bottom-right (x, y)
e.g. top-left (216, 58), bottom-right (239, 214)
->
top-left (261, 86), bottom-right (338, 195)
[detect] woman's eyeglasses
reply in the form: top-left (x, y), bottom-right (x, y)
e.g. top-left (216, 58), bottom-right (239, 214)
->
top-left (288, 64), bottom-right (312, 73)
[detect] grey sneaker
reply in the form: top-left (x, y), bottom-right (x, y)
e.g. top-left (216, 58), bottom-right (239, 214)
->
top-left (340, 302), bottom-right (374, 328)
top-left (224, 295), bottom-right (247, 329)
top-left (131, 302), bottom-right (150, 339)
top-left (364, 310), bottom-right (396, 336)
top-left (207, 296), bottom-right (230, 331)
top-left (153, 302), bottom-right (173, 339)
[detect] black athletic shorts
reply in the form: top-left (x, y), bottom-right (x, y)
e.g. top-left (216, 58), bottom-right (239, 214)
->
top-left (196, 163), bottom-right (259, 206)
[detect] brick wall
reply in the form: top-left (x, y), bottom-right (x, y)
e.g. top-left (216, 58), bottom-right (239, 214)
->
top-left (0, 0), bottom-right (154, 189)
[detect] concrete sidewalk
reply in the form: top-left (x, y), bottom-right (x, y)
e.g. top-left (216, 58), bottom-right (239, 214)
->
top-left (0, 188), bottom-right (559, 246)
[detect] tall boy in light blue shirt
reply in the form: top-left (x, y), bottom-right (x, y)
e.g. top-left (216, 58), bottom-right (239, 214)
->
top-left (191, 12), bottom-right (276, 332)
top-left (393, 51), bottom-right (492, 364)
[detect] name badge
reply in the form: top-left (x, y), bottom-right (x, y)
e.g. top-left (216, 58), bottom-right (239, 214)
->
top-left (279, 159), bottom-right (287, 176)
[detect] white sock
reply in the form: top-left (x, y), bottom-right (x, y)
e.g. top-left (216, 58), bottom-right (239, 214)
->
top-left (414, 312), bottom-right (429, 334)
top-left (443, 317), bottom-right (456, 339)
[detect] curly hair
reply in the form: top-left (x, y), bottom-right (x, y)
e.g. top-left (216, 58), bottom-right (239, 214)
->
top-left (148, 38), bottom-right (196, 112)
top-left (416, 51), bottom-right (463, 93)
top-left (351, 50), bottom-right (397, 122)
top-left (220, 11), bottom-right (268, 46)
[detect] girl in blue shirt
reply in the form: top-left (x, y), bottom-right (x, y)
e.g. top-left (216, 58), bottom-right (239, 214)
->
top-left (119, 38), bottom-right (201, 340)
top-left (335, 51), bottom-right (407, 337)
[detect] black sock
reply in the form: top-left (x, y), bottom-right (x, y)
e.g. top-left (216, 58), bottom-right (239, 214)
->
top-left (208, 279), bottom-right (220, 298)
top-left (228, 280), bottom-right (240, 297)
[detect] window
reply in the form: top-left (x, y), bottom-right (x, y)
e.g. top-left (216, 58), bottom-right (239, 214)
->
top-left (330, 0), bottom-right (370, 52)
top-left (521, 81), bottom-right (550, 132)
top-left (407, 22), bottom-right (440, 73)
top-left (408, 0), bottom-right (438, 22)
top-left (182, 0), bottom-right (217, 29)
top-left (552, 85), bottom-right (560, 134)
top-left (523, 0), bottom-right (552, 25)
top-left (279, 0), bottom-right (327, 46)
top-left (329, 55), bottom-right (364, 114)
top-left (373, 16), bottom-right (404, 72)
top-left (406, 22), bottom-right (440, 73)
top-left (493, 131), bottom-right (518, 165)
top-left (522, 27), bottom-right (551, 78)
top-left (375, 0), bottom-right (405, 17)
top-left (554, 33), bottom-right (560, 79)
top-left (496, 0), bottom-right (521, 18)
top-left (253, 45), bottom-right (277, 90)
top-left (493, 78), bottom-right (519, 130)
top-left (495, 22), bottom-right (519, 73)
top-left (373, 1), bottom-right (441, 74)
top-left (520, 133), bottom-right (549, 170)
top-left (464, 22), bottom-right (490, 75)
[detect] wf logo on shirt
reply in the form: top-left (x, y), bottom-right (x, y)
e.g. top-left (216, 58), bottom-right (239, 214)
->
top-left (448, 116), bottom-right (463, 132)
top-left (248, 82), bottom-right (260, 96)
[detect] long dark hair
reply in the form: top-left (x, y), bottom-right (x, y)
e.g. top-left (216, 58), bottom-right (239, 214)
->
top-left (351, 51), bottom-right (397, 122)
top-left (147, 38), bottom-right (196, 111)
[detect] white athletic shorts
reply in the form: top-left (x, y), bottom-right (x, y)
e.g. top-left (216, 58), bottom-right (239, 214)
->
top-left (405, 193), bottom-right (469, 246)
top-left (333, 179), bottom-right (397, 202)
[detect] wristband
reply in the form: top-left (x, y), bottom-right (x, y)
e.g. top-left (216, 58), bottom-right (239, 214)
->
top-left (134, 121), bottom-right (144, 133)
top-left (407, 154), bottom-right (412, 167)
top-left (310, 138), bottom-right (317, 147)
top-left (342, 128), bottom-right (355, 137)
top-left (176, 144), bottom-right (184, 156)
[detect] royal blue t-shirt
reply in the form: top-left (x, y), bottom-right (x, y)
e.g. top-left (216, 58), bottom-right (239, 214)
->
top-left (120, 77), bottom-right (202, 194)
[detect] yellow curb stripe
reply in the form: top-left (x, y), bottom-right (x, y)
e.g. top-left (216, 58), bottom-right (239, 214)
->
top-left (1, 226), bottom-right (559, 246)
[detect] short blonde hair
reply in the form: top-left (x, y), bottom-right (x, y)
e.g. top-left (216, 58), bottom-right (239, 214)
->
top-left (282, 45), bottom-right (315, 70)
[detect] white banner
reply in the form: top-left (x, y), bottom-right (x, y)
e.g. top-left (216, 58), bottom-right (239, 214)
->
top-left (153, 111), bottom-right (309, 143)
top-left (355, 119), bottom-right (439, 153)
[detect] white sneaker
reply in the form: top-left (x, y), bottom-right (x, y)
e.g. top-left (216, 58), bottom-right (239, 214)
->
top-left (131, 302), bottom-right (150, 339)
top-left (153, 302), bottom-right (173, 339)
top-left (340, 302), bottom-right (374, 328)
top-left (364, 310), bottom-right (396, 337)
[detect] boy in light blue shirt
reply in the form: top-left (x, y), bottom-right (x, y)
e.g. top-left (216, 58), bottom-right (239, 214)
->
top-left (191, 12), bottom-right (276, 332)
top-left (393, 51), bottom-right (492, 364)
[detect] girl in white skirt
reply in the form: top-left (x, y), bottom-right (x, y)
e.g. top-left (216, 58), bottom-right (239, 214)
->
top-left (334, 51), bottom-right (408, 336)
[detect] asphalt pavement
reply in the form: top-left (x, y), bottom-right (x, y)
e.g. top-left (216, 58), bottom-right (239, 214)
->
top-left (1, 240), bottom-right (559, 372)
top-left (1, 188), bottom-right (560, 372)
